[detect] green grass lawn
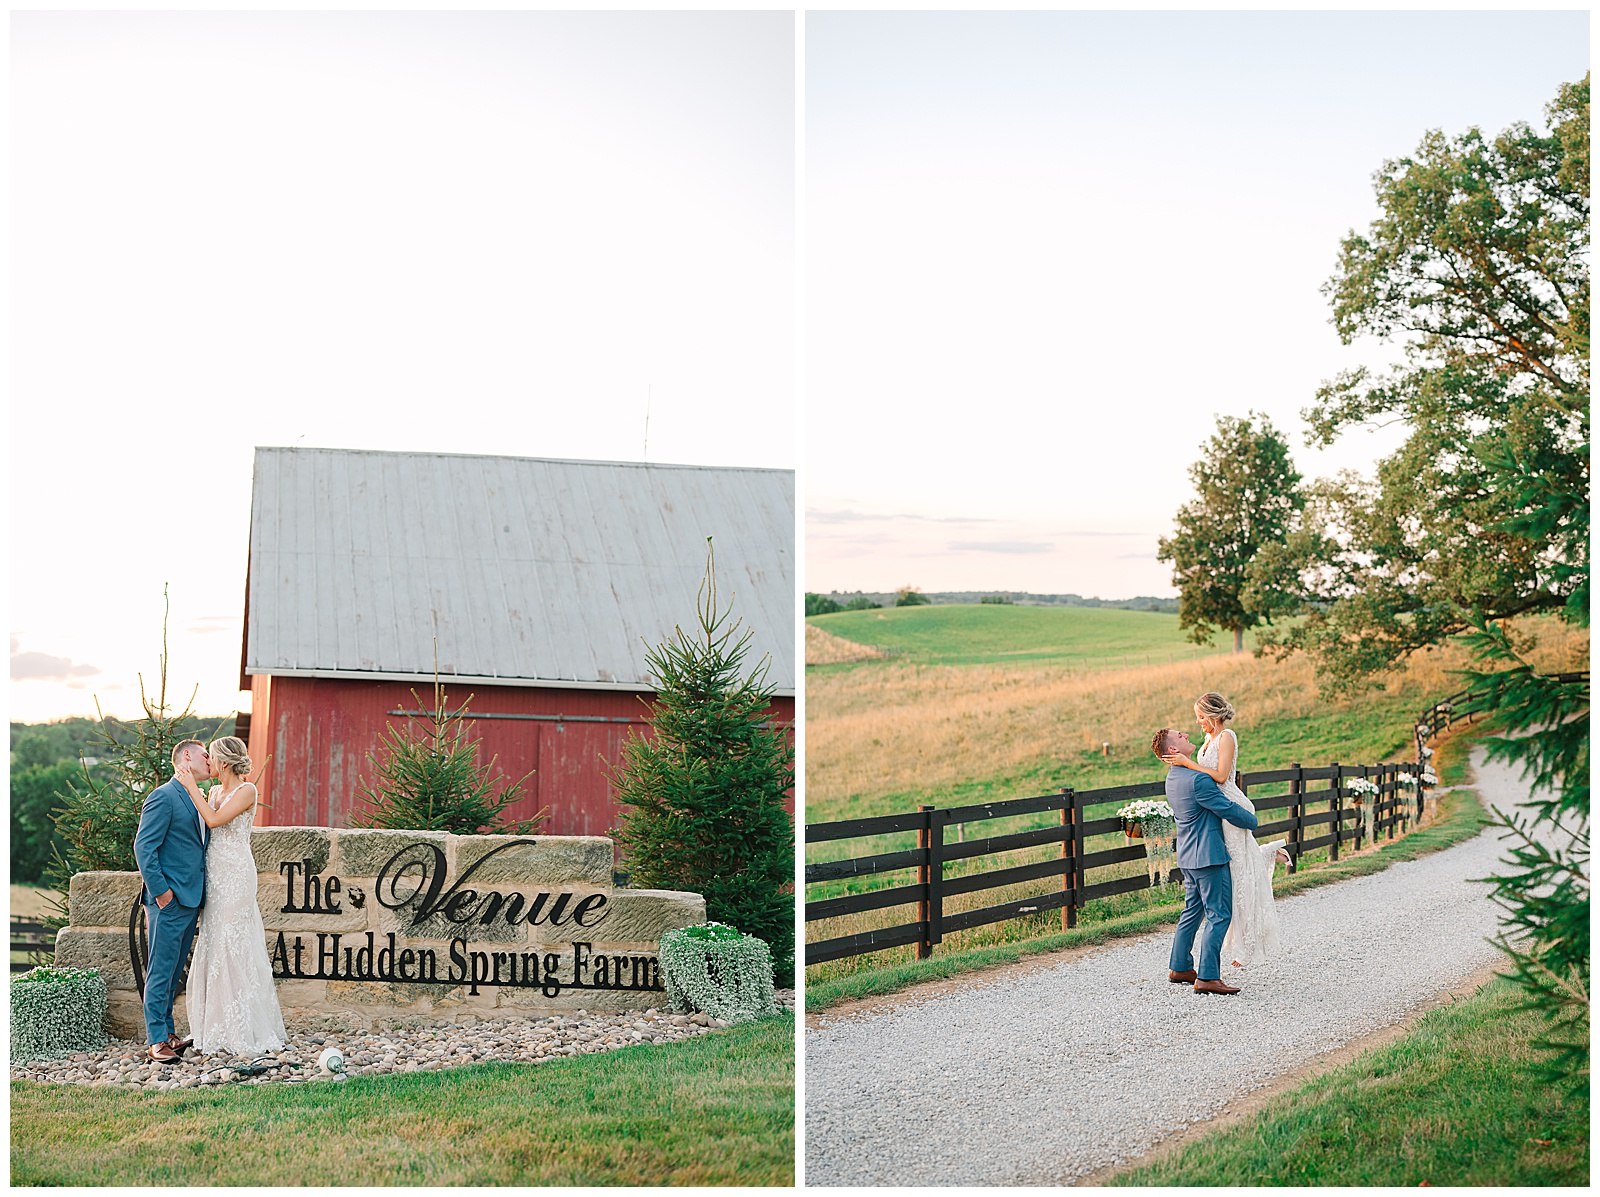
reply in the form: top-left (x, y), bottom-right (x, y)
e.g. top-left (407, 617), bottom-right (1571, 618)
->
top-left (1111, 976), bottom-right (1588, 1186)
top-left (10, 1014), bottom-right (794, 1186)
top-left (807, 603), bottom-right (1255, 669)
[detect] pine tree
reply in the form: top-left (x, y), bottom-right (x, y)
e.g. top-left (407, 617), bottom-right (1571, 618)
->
top-left (352, 667), bottom-right (545, 835)
top-left (44, 586), bottom-right (227, 925)
top-left (609, 539), bottom-right (797, 988)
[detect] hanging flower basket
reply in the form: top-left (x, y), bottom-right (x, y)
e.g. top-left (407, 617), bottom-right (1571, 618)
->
top-left (1117, 799), bottom-right (1171, 840)
top-left (658, 922), bottom-right (780, 1026)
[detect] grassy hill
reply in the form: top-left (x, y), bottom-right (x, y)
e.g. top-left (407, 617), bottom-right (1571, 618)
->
top-left (805, 608), bottom-right (1587, 824)
top-left (807, 603), bottom-right (1255, 669)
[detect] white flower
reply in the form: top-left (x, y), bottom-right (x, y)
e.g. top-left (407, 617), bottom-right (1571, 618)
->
top-left (1421, 747), bottom-right (1435, 758)
top-left (1117, 800), bottom-right (1174, 821)
top-left (1346, 778), bottom-right (1380, 797)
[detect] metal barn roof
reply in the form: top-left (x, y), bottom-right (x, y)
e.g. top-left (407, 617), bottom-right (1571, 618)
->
top-left (243, 447), bottom-right (795, 694)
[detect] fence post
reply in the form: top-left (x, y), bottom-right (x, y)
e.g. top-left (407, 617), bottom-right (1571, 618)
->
top-left (916, 805), bottom-right (934, 959)
top-left (1329, 762), bottom-right (1342, 862)
top-left (1067, 790), bottom-right (1081, 929)
top-left (1288, 762), bottom-right (1302, 875)
top-left (1059, 789), bottom-right (1073, 932)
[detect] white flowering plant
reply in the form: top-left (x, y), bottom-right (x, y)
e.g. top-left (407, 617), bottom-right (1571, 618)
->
top-left (1421, 770), bottom-right (1438, 787)
top-left (1117, 799), bottom-right (1174, 834)
top-left (1397, 773), bottom-right (1420, 789)
top-left (1346, 778), bottom-right (1380, 798)
top-left (659, 922), bottom-right (780, 1025)
top-left (10, 966), bottom-right (109, 1063)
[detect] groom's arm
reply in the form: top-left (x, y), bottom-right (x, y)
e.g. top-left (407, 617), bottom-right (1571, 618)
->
top-left (133, 787), bottom-right (173, 904)
top-left (1192, 773), bottom-right (1258, 831)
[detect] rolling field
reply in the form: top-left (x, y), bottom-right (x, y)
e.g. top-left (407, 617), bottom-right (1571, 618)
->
top-left (807, 604), bottom-right (1252, 669)
top-left (804, 605), bottom-right (1587, 984)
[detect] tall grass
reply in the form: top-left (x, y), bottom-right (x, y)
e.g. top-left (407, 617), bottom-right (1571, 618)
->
top-left (807, 617), bottom-right (1586, 822)
top-left (805, 623), bottom-right (885, 666)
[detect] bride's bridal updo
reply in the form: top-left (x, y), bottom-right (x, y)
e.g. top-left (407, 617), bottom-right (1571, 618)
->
top-left (208, 735), bottom-right (252, 777)
top-left (1195, 692), bottom-right (1236, 725)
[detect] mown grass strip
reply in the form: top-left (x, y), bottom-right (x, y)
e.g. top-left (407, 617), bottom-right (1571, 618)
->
top-left (805, 785), bottom-right (1487, 1013)
top-left (10, 1013), bottom-right (794, 1186)
top-left (1109, 975), bottom-right (1589, 1186)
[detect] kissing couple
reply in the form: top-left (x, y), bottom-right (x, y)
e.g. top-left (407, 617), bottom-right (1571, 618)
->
top-left (1155, 691), bottom-right (1288, 996)
top-left (132, 736), bottom-right (286, 1063)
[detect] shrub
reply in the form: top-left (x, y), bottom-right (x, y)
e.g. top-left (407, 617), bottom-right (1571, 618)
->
top-left (895, 586), bottom-right (931, 607)
top-left (842, 596), bottom-right (880, 611)
top-left (658, 923), bottom-right (780, 1024)
top-left (10, 967), bottom-right (108, 1063)
top-left (979, 594), bottom-right (1014, 605)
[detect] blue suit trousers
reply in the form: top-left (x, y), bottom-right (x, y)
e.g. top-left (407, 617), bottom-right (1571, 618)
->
top-left (1169, 862), bottom-right (1232, 982)
top-left (143, 898), bottom-right (201, 1045)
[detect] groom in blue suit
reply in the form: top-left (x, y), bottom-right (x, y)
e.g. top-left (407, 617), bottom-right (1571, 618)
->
top-left (133, 738), bottom-right (210, 1060)
top-left (1156, 727), bottom-right (1258, 995)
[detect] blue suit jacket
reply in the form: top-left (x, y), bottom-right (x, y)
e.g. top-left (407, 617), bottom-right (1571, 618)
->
top-left (133, 777), bottom-right (208, 907)
top-left (1166, 765), bottom-right (1258, 870)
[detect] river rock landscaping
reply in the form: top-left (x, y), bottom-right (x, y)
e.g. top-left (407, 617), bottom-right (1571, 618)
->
top-left (11, 990), bottom-right (795, 1091)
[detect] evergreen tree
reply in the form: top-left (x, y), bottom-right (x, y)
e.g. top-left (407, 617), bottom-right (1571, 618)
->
top-left (1157, 412), bottom-right (1304, 653)
top-left (352, 671), bottom-right (544, 835)
top-left (43, 587), bottom-right (227, 924)
top-left (609, 539), bottom-right (797, 988)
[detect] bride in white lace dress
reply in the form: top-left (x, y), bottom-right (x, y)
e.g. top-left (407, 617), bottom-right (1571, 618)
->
top-left (1161, 693), bottom-right (1286, 968)
top-left (174, 735), bottom-right (285, 1055)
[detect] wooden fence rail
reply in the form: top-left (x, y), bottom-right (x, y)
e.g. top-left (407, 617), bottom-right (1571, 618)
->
top-left (804, 760), bottom-right (1422, 967)
top-left (10, 918), bottom-right (56, 973)
top-left (1414, 670), bottom-right (1589, 763)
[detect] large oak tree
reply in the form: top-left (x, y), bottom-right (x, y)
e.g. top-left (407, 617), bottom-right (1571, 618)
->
top-left (1158, 412), bottom-right (1303, 654)
top-left (1249, 76), bottom-right (1589, 1079)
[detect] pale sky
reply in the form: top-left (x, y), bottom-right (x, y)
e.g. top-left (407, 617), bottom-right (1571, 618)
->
top-left (805, 10), bottom-right (1589, 598)
top-left (10, 11), bottom-right (795, 724)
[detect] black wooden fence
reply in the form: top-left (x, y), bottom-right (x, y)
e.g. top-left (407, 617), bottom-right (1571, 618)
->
top-left (805, 759), bottom-right (1422, 967)
top-left (10, 917), bottom-right (56, 972)
top-left (1414, 670), bottom-right (1590, 763)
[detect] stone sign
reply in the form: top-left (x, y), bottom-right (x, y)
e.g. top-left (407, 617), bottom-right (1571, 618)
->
top-left (54, 828), bottom-right (705, 1039)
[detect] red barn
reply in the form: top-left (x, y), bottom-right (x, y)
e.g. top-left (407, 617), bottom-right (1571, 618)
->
top-left (238, 447), bottom-right (795, 837)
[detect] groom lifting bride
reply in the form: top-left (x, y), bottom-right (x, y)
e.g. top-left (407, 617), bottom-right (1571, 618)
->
top-left (1155, 693), bottom-right (1293, 995)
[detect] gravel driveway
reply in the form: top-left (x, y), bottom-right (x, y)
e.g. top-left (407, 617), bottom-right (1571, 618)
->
top-left (804, 749), bottom-right (1541, 1187)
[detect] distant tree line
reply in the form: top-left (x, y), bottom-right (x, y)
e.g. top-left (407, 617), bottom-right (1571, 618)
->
top-left (10, 714), bottom-right (236, 886)
top-left (806, 591), bottom-right (1179, 614)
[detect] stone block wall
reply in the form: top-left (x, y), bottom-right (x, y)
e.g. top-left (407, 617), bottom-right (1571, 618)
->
top-left (55, 828), bottom-right (705, 1038)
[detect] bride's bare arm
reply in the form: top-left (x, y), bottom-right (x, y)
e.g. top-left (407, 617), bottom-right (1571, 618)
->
top-left (205, 782), bottom-right (257, 828)
top-left (1163, 731), bottom-right (1235, 784)
top-left (175, 766), bottom-right (256, 828)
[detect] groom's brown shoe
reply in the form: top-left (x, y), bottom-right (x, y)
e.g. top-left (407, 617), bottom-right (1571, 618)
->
top-left (1194, 979), bottom-right (1241, 995)
top-left (148, 1042), bottom-right (180, 1062)
top-left (167, 1034), bottom-right (194, 1052)
top-left (1168, 969), bottom-right (1197, 984)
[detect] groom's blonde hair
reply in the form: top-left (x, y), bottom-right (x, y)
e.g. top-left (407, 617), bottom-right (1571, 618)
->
top-left (170, 739), bottom-right (205, 767)
top-left (1151, 729), bottom-right (1179, 757)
